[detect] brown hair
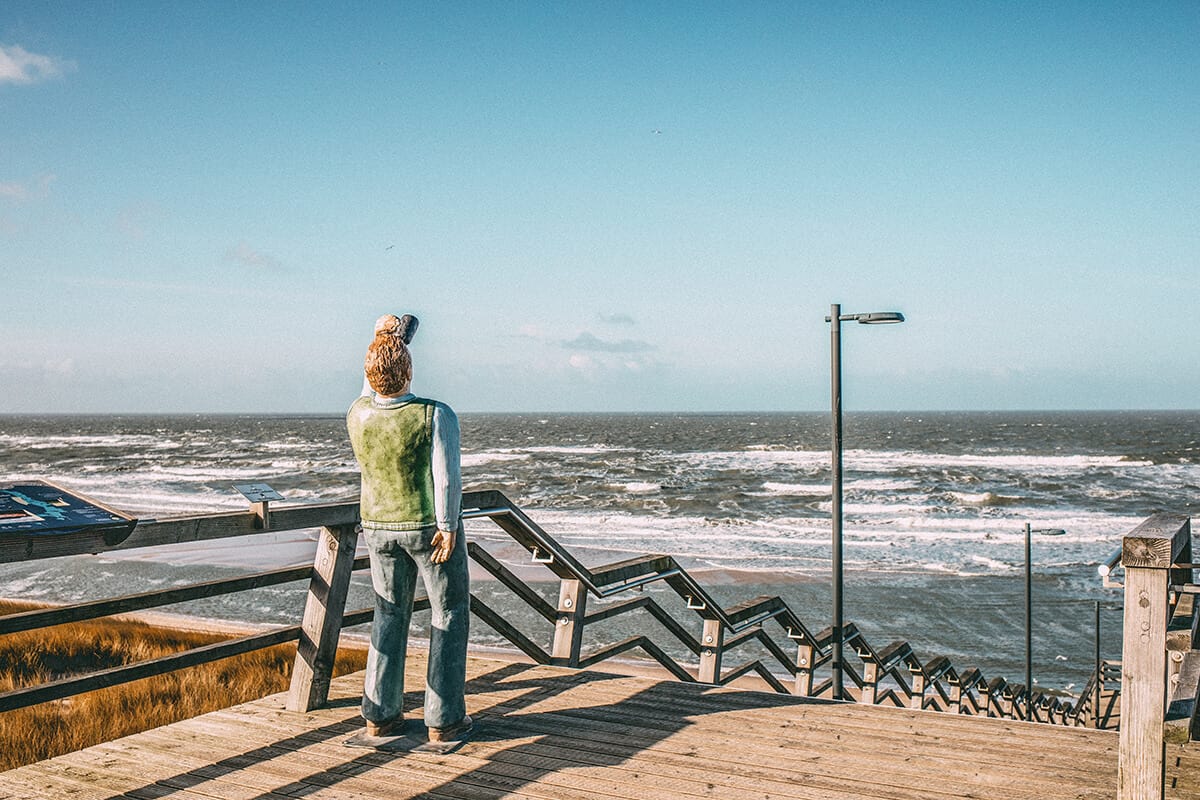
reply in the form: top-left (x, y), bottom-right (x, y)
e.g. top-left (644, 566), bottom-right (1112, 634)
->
top-left (364, 332), bottom-right (412, 396)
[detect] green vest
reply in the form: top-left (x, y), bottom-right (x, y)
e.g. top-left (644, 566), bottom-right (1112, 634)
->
top-left (346, 396), bottom-right (437, 530)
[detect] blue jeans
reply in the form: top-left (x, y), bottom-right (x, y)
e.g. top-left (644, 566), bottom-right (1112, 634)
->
top-left (360, 524), bottom-right (469, 729)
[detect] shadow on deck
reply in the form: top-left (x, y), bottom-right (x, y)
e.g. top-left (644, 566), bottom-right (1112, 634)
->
top-left (0, 652), bottom-right (1132, 800)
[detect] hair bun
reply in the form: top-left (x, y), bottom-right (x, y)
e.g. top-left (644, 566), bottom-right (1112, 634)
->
top-left (374, 314), bottom-right (402, 336)
top-left (373, 313), bottom-right (419, 345)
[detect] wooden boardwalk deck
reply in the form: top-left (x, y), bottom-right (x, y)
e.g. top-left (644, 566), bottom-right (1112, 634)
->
top-left (0, 652), bottom-right (1139, 800)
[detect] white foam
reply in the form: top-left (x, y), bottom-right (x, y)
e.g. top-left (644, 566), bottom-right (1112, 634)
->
top-left (462, 452), bottom-right (531, 467)
top-left (520, 445), bottom-right (634, 455)
top-left (612, 482), bottom-right (661, 494)
top-left (759, 482), bottom-right (829, 496)
top-left (681, 447), bottom-right (1156, 474)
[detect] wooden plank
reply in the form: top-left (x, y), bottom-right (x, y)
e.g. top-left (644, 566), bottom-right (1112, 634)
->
top-left (223, 671), bottom-right (1113, 800)
top-left (3, 655), bottom-right (1126, 800)
top-left (493, 672), bottom-right (1118, 765)
top-left (0, 502), bottom-right (362, 565)
top-left (286, 523), bottom-right (359, 712)
top-left (181, 705), bottom-right (899, 800)
top-left (1120, 544), bottom-right (1176, 799)
top-left (0, 563), bottom-right (314, 635)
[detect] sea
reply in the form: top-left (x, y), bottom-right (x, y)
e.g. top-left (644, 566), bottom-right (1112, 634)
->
top-left (2, 410), bottom-right (1198, 695)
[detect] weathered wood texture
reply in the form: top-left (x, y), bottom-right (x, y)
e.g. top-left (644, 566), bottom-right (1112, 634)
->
top-left (286, 524), bottom-right (360, 712)
top-left (1119, 515), bottom-right (1192, 800)
top-left (0, 653), bottom-right (1132, 800)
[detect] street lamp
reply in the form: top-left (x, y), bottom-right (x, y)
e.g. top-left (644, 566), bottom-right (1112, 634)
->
top-left (827, 303), bottom-right (904, 701)
top-left (1023, 523), bottom-right (1066, 720)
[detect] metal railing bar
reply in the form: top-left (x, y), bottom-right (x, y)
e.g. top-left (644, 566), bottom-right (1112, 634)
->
top-left (578, 636), bottom-right (696, 683)
top-left (720, 627), bottom-right (797, 677)
top-left (460, 506), bottom-right (512, 520)
top-left (719, 660), bottom-right (790, 694)
top-left (0, 624), bottom-right (302, 714)
top-left (752, 630), bottom-right (800, 677)
top-left (468, 505), bottom-right (597, 588)
top-left (467, 595), bottom-right (551, 664)
top-left (466, 542), bottom-right (556, 623)
top-left (589, 554), bottom-right (676, 588)
top-left (583, 595), bottom-right (652, 625)
top-left (583, 595), bottom-right (702, 655)
top-left (728, 606), bottom-right (787, 633)
top-left (595, 568), bottom-right (682, 598)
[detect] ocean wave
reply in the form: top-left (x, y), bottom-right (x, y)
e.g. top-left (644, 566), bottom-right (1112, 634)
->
top-left (682, 447), bottom-right (1155, 473)
top-left (0, 433), bottom-right (182, 450)
top-left (609, 482), bottom-right (661, 494)
top-left (947, 491), bottom-right (1026, 507)
top-left (462, 452), bottom-right (531, 467)
top-left (520, 445), bottom-right (635, 455)
top-left (759, 482), bottom-right (829, 496)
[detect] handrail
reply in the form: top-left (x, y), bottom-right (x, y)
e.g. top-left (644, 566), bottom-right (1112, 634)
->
top-left (1099, 545), bottom-right (1124, 588)
top-left (0, 485), bottom-right (1132, 731)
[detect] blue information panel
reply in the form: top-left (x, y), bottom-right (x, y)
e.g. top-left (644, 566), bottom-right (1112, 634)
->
top-left (0, 481), bottom-right (137, 538)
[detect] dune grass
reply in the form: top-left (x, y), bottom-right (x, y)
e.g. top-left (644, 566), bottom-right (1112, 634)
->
top-left (0, 599), bottom-right (368, 771)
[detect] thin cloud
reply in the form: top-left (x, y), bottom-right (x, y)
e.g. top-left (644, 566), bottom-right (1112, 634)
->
top-left (0, 174), bottom-right (55, 203)
top-left (598, 312), bottom-right (636, 325)
top-left (562, 332), bottom-right (654, 353)
top-left (0, 44), bottom-right (74, 85)
top-left (225, 241), bottom-right (286, 272)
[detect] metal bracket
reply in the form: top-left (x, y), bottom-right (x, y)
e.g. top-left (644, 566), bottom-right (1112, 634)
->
top-left (531, 547), bottom-right (555, 564)
top-left (685, 595), bottom-right (707, 611)
top-left (234, 483), bottom-right (284, 530)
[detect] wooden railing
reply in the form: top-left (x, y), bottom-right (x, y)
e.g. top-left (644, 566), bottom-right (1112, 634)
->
top-left (0, 488), bottom-right (1128, 730)
top-left (1114, 514), bottom-right (1197, 800)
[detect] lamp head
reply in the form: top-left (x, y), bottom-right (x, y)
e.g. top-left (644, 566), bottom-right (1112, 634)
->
top-left (856, 312), bottom-right (905, 324)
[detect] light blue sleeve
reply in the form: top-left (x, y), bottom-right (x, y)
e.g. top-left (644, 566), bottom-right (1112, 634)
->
top-left (431, 403), bottom-right (462, 529)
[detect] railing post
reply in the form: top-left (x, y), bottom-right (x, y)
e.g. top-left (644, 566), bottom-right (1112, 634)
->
top-left (287, 523), bottom-right (359, 712)
top-left (910, 668), bottom-right (928, 711)
top-left (551, 578), bottom-right (587, 667)
top-left (860, 660), bottom-right (880, 704)
top-left (794, 642), bottom-right (815, 695)
top-left (697, 618), bottom-right (724, 684)
top-left (1118, 514), bottom-right (1192, 800)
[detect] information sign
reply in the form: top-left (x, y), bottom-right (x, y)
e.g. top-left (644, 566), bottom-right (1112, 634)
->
top-left (0, 481), bottom-right (137, 538)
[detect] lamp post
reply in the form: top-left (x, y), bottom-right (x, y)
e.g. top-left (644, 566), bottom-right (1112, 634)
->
top-left (1023, 523), bottom-right (1065, 719)
top-left (827, 303), bottom-right (904, 701)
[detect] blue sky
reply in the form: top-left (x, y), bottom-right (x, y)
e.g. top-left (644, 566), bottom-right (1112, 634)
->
top-left (2, 2), bottom-right (1196, 413)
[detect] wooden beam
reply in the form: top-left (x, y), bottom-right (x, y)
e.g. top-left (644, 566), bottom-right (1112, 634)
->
top-left (697, 618), bottom-right (724, 684)
top-left (551, 578), bottom-right (587, 667)
top-left (1119, 515), bottom-right (1189, 800)
top-left (0, 563), bottom-right (315, 635)
top-left (0, 626), bottom-right (301, 713)
top-left (0, 501), bottom-right (361, 564)
top-left (286, 523), bottom-right (359, 712)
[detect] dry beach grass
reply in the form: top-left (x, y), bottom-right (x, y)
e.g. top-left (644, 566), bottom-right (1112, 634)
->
top-left (0, 599), bottom-right (368, 771)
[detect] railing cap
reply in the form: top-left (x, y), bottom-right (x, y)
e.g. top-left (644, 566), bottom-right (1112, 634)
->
top-left (1121, 513), bottom-right (1192, 569)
